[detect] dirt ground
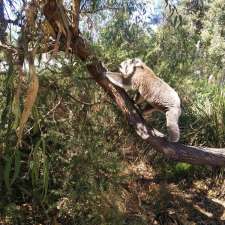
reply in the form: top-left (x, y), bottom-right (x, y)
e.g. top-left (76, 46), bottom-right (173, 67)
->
top-left (121, 148), bottom-right (225, 225)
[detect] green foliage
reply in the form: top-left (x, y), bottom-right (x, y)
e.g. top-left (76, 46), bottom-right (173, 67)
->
top-left (0, 54), bottom-right (130, 224)
top-left (181, 82), bottom-right (225, 147)
top-left (0, 0), bottom-right (225, 224)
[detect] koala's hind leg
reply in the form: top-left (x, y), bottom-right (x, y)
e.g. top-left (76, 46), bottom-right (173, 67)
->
top-left (166, 107), bottom-right (181, 142)
top-left (142, 104), bottom-right (158, 117)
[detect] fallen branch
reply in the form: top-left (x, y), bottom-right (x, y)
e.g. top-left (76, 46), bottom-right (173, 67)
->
top-left (42, 0), bottom-right (225, 167)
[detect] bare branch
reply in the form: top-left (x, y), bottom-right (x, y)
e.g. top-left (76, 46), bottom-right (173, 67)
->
top-left (0, 43), bottom-right (17, 53)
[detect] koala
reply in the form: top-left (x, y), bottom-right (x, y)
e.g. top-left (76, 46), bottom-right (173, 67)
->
top-left (105, 58), bottom-right (181, 142)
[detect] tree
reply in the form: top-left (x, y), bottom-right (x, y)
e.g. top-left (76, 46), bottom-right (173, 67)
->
top-left (0, 0), bottom-right (225, 167)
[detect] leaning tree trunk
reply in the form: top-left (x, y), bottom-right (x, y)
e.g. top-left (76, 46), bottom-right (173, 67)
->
top-left (42, 0), bottom-right (225, 167)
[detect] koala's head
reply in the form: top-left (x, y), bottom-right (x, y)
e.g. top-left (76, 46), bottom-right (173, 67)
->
top-left (119, 58), bottom-right (144, 78)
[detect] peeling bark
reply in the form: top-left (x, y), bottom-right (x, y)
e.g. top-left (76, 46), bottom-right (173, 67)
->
top-left (43, 0), bottom-right (225, 167)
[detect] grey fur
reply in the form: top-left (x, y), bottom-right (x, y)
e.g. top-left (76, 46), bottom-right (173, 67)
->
top-left (107, 58), bottom-right (181, 142)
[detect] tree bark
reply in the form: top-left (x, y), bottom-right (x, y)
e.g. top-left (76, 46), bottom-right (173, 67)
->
top-left (72, 0), bottom-right (80, 35)
top-left (43, 0), bottom-right (225, 167)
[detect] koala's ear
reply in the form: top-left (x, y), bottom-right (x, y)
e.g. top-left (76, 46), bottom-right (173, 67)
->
top-left (134, 58), bottom-right (144, 68)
